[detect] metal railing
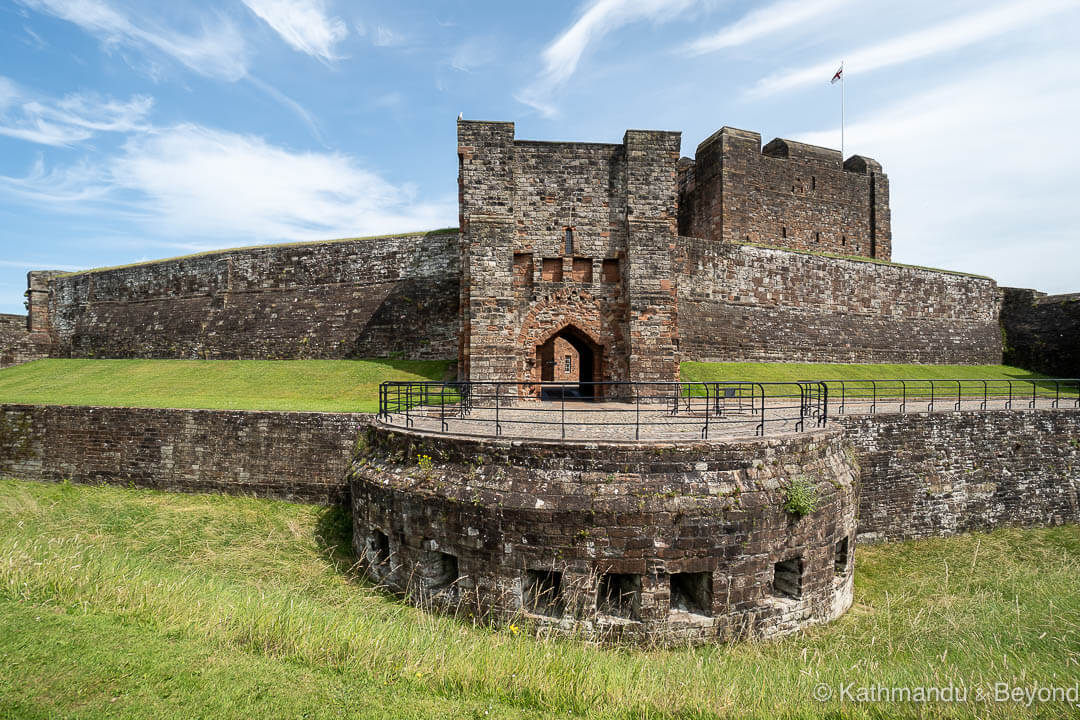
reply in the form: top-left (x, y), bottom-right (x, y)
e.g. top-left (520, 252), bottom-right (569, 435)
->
top-left (377, 377), bottom-right (1080, 440)
top-left (822, 378), bottom-right (1080, 415)
top-left (379, 380), bottom-right (827, 440)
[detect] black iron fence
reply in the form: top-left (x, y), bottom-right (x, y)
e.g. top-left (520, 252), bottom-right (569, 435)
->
top-left (379, 380), bottom-right (826, 440)
top-left (377, 377), bottom-right (1080, 440)
top-left (822, 378), bottom-right (1080, 415)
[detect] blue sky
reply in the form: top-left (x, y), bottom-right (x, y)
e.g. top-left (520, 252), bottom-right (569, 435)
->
top-left (1, 0), bottom-right (1078, 314)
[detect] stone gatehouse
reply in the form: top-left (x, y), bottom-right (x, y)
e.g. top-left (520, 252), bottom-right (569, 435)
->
top-left (457, 121), bottom-right (682, 389)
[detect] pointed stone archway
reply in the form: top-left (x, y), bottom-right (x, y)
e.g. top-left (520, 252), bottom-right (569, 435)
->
top-left (534, 324), bottom-right (604, 399)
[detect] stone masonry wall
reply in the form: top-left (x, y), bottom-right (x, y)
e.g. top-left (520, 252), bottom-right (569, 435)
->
top-left (457, 121), bottom-right (681, 387)
top-left (840, 410), bottom-right (1080, 542)
top-left (0, 314), bottom-right (51, 368)
top-left (679, 128), bottom-right (891, 261)
top-left (351, 424), bottom-right (857, 645)
top-left (678, 238), bottom-right (1002, 364)
top-left (45, 232), bottom-right (459, 360)
top-left (0, 404), bottom-right (362, 504)
top-left (1000, 287), bottom-right (1080, 377)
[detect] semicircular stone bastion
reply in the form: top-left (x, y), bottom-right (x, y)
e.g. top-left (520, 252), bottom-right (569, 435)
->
top-left (349, 423), bottom-right (858, 645)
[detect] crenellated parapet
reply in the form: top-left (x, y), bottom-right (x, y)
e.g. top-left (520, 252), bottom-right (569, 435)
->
top-left (678, 126), bottom-right (891, 260)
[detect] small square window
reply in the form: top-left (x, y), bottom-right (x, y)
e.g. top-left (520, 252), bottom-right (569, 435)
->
top-left (773, 557), bottom-right (803, 599)
top-left (601, 258), bottom-right (619, 283)
top-left (541, 258), bottom-right (563, 282)
top-left (524, 569), bottom-right (563, 617)
top-left (368, 529), bottom-right (390, 567)
top-left (835, 537), bottom-right (849, 574)
top-left (669, 572), bottom-right (713, 617)
top-left (597, 573), bottom-right (641, 620)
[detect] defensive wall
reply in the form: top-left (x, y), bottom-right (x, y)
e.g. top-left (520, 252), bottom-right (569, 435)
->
top-left (678, 239), bottom-right (1002, 364)
top-left (839, 410), bottom-right (1080, 543)
top-left (1000, 287), bottom-right (1080, 378)
top-left (32, 231), bottom-right (460, 361)
top-left (13, 233), bottom-right (1003, 367)
top-left (0, 404), bottom-right (360, 504)
top-left (4, 404), bottom-right (1075, 542)
top-left (349, 424), bottom-right (857, 643)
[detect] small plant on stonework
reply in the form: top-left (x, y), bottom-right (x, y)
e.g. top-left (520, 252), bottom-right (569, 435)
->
top-left (417, 454), bottom-right (433, 472)
top-left (782, 476), bottom-right (818, 517)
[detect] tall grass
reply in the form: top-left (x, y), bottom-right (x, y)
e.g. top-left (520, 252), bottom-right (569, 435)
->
top-left (1, 478), bottom-right (1078, 718)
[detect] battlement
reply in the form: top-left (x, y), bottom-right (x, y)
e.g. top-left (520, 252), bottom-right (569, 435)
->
top-left (679, 125), bottom-right (891, 260)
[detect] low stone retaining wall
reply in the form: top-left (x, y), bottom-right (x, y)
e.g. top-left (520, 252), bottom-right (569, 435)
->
top-left (0, 404), bottom-right (363, 504)
top-left (348, 424), bottom-right (858, 645)
top-left (838, 410), bottom-right (1080, 542)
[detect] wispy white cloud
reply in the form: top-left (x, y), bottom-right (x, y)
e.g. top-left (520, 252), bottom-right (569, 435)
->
top-left (517, 0), bottom-right (700, 116)
top-left (1, 124), bottom-right (455, 241)
top-left (21, 25), bottom-right (48, 49)
top-left (0, 156), bottom-right (118, 206)
top-left (371, 92), bottom-right (403, 108)
top-left (0, 76), bottom-right (152, 146)
top-left (247, 75), bottom-right (324, 144)
top-left (794, 49), bottom-right (1080, 293)
top-left (18, 0), bottom-right (249, 81)
top-left (15, 2), bottom-right (326, 142)
top-left (684, 0), bottom-right (853, 55)
top-left (240, 0), bottom-right (347, 62)
top-left (450, 37), bottom-right (494, 72)
top-left (373, 25), bottom-right (403, 47)
top-left (749, 0), bottom-right (1079, 97)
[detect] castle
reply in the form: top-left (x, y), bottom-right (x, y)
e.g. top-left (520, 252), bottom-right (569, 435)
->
top-left (3, 120), bottom-right (1013, 375)
top-left (1, 119), bottom-right (1077, 645)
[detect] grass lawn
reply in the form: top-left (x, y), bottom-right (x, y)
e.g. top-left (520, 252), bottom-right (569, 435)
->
top-left (680, 361), bottom-right (1049, 383)
top-left (0, 358), bottom-right (449, 414)
top-left (681, 362), bottom-right (1078, 401)
top-left (2, 477), bottom-right (1079, 719)
top-left (0, 359), bottom-right (1074, 413)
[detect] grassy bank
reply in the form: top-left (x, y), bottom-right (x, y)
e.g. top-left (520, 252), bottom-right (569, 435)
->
top-left (680, 362), bottom-right (1047, 383)
top-left (0, 360), bottom-right (1072, 413)
top-left (681, 362), bottom-right (1076, 400)
top-left (0, 358), bottom-right (449, 413)
top-left (1, 477), bottom-right (1078, 719)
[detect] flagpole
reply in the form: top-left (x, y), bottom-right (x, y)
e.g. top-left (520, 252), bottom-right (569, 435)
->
top-left (840, 60), bottom-right (845, 162)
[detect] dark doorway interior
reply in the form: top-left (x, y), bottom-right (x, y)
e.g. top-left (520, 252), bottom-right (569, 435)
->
top-left (536, 325), bottom-right (602, 400)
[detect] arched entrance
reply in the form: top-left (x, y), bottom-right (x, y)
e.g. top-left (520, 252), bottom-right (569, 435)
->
top-left (535, 324), bottom-right (603, 399)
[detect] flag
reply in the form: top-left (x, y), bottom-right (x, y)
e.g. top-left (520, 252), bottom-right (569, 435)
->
top-left (830, 64), bottom-right (843, 84)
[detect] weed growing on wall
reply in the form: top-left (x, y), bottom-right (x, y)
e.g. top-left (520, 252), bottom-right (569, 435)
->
top-left (783, 476), bottom-right (819, 517)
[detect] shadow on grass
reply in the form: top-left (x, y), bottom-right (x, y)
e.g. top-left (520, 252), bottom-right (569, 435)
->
top-left (346, 356), bottom-right (451, 382)
top-left (314, 503), bottom-right (359, 577)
